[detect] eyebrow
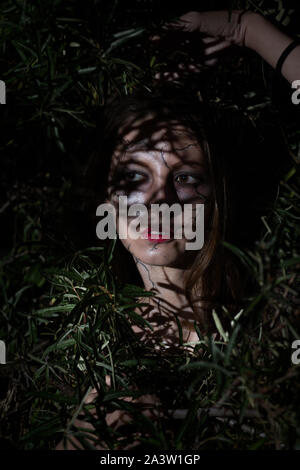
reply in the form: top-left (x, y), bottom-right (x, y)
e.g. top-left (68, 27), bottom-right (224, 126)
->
top-left (122, 136), bottom-right (200, 152)
top-left (122, 138), bottom-right (151, 151)
top-left (115, 156), bottom-right (206, 170)
top-left (121, 139), bottom-right (202, 155)
top-left (172, 160), bottom-right (206, 169)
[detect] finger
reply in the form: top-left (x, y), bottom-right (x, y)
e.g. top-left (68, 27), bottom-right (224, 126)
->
top-left (162, 20), bottom-right (186, 32)
top-left (161, 71), bottom-right (180, 81)
top-left (203, 39), bottom-right (231, 56)
top-left (149, 31), bottom-right (188, 53)
top-left (203, 58), bottom-right (218, 66)
top-left (154, 69), bottom-right (201, 84)
top-left (154, 71), bottom-right (183, 83)
top-left (177, 62), bottom-right (203, 72)
top-left (201, 35), bottom-right (221, 45)
top-left (149, 20), bottom-right (185, 44)
top-left (149, 34), bottom-right (160, 42)
top-left (163, 15), bottom-right (198, 33)
top-left (150, 29), bottom-right (194, 45)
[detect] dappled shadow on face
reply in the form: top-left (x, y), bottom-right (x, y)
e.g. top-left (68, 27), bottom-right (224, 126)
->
top-left (106, 112), bottom-right (211, 206)
top-left (105, 111), bottom-right (212, 246)
top-left (102, 112), bottom-right (215, 348)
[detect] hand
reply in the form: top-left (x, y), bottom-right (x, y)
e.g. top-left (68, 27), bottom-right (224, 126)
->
top-left (56, 382), bottom-right (162, 450)
top-left (151, 10), bottom-right (257, 83)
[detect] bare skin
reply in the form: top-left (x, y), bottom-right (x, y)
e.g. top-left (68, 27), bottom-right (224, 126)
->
top-left (131, 260), bottom-right (204, 349)
top-left (107, 122), bottom-right (213, 350)
top-left (152, 10), bottom-right (300, 85)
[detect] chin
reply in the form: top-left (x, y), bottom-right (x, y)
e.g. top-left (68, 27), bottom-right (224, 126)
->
top-left (133, 243), bottom-right (196, 268)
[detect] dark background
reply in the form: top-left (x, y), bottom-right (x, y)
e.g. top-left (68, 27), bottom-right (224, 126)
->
top-left (0, 0), bottom-right (299, 451)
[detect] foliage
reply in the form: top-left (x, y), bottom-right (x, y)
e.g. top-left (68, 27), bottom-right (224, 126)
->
top-left (0, 0), bottom-right (299, 450)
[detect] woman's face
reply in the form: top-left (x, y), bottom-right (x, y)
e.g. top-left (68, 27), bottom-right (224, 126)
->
top-left (107, 117), bottom-right (213, 269)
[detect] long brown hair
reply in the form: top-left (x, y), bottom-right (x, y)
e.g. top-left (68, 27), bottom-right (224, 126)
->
top-left (87, 88), bottom-right (284, 330)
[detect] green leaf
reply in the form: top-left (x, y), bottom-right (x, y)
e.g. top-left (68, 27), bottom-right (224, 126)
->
top-left (178, 361), bottom-right (232, 377)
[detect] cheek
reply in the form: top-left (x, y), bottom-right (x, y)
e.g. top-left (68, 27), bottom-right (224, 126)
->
top-left (176, 184), bottom-right (212, 203)
top-left (125, 190), bottom-right (149, 205)
top-left (108, 186), bottom-right (152, 207)
top-left (107, 188), bottom-right (150, 224)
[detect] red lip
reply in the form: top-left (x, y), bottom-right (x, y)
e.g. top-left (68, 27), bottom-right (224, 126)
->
top-left (142, 229), bottom-right (173, 243)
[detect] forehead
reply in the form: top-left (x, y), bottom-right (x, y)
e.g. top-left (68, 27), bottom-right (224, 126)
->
top-left (112, 119), bottom-right (206, 167)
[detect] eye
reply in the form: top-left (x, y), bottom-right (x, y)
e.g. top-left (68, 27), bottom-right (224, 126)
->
top-left (174, 174), bottom-right (203, 184)
top-left (123, 171), bottom-right (145, 183)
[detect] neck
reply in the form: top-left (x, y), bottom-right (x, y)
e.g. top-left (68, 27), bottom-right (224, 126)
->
top-left (133, 258), bottom-right (210, 347)
top-left (134, 258), bottom-right (192, 310)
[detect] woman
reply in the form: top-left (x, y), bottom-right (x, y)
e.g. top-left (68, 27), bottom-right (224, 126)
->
top-left (98, 92), bottom-right (258, 349)
top-left (57, 8), bottom-right (299, 450)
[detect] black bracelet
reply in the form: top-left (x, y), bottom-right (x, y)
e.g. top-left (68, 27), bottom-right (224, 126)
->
top-left (275, 39), bottom-right (300, 75)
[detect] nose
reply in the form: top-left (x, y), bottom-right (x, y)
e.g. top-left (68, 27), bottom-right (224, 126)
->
top-left (148, 175), bottom-right (179, 206)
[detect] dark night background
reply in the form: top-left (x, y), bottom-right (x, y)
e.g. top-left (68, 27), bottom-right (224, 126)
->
top-left (0, 0), bottom-right (299, 451)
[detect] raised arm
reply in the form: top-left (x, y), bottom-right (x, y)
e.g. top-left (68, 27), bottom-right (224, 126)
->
top-left (154, 10), bottom-right (300, 84)
top-left (243, 11), bottom-right (300, 84)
